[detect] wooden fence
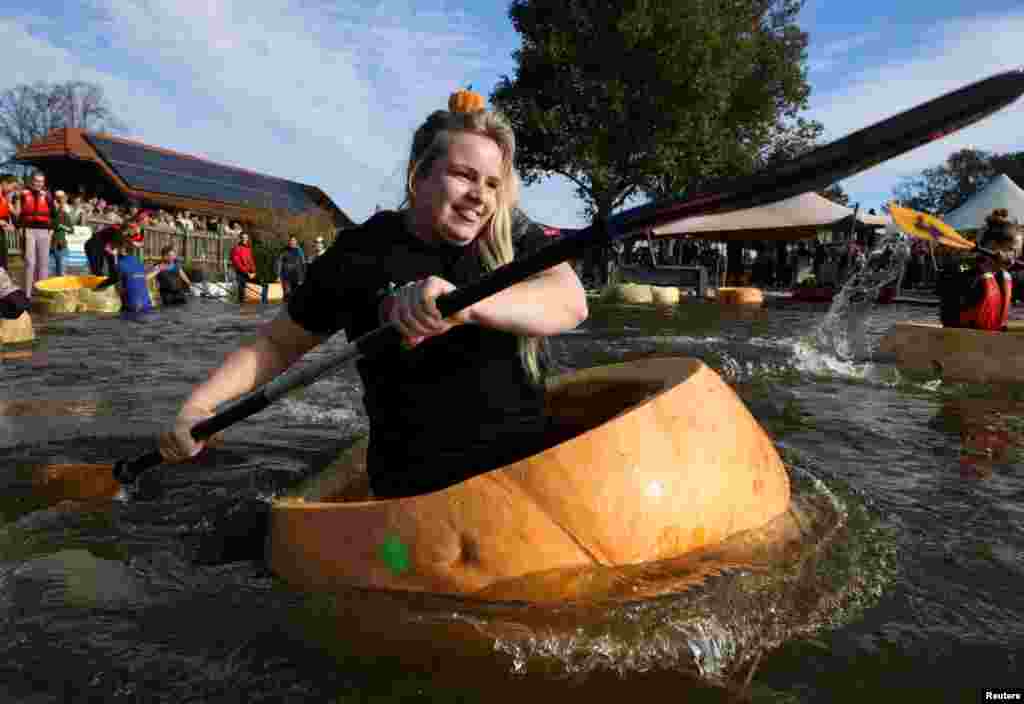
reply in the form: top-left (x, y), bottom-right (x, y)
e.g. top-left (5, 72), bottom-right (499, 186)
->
top-left (4, 219), bottom-right (248, 278)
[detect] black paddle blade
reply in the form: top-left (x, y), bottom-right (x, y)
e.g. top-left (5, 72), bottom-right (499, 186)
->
top-left (438, 70), bottom-right (1024, 318)
top-left (184, 496), bottom-right (271, 565)
top-left (94, 277), bottom-right (117, 290)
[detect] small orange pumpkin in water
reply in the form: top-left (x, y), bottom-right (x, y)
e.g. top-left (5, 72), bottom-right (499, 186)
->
top-left (448, 86), bottom-right (486, 113)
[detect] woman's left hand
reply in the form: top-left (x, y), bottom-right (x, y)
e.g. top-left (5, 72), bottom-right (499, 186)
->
top-left (388, 276), bottom-right (472, 348)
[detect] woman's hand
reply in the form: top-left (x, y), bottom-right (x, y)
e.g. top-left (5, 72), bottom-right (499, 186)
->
top-left (158, 404), bottom-right (224, 463)
top-left (386, 276), bottom-right (473, 348)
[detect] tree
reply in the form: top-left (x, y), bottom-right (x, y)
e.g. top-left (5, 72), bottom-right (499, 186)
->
top-left (491, 0), bottom-right (813, 285)
top-left (0, 81), bottom-right (128, 168)
top-left (819, 183), bottom-right (850, 206)
top-left (893, 148), bottom-right (999, 214)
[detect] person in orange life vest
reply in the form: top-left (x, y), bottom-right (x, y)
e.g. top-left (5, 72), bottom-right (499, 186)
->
top-left (16, 171), bottom-right (55, 297)
top-left (229, 232), bottom-right (256, 304)
top-left (0, 175), bottom-right (20, 271)
top-left (940, 210), bottom-right (1018, 332)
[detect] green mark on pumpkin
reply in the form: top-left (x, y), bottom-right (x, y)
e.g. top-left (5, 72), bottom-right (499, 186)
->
top-left (377, 533), bottom-right (410, 576)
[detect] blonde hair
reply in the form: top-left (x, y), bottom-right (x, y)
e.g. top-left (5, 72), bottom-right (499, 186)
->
top-left (402, 108), bottom-right (543, 383)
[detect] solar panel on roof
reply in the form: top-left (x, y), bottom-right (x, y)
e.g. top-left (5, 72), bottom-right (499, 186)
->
top-left (84, 134), bottom-right (319, 212)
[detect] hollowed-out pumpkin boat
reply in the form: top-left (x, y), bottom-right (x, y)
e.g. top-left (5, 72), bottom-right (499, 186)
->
top-left (267, 356), bottom-right (791, 602)
top-left (32, 275), bottom-right (163, 313)
top-left (878, 320), bottom-right (1024, 384)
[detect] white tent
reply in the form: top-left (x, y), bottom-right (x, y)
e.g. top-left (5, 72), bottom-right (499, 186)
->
top-left (944, 174), bottom-right (1024, 231)
top-left (651, 192), bottom-right (890, 241)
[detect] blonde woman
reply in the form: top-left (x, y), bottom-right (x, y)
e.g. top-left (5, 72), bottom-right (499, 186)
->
top-left (160, 91), bottom-right (587, 498)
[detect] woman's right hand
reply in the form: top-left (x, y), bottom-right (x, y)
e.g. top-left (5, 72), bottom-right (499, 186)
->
top-left (158, 404), bottom-right (223, 463)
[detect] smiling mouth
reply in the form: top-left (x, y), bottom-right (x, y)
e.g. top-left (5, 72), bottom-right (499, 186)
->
top-left (456, 209), bottom-right (481, 224)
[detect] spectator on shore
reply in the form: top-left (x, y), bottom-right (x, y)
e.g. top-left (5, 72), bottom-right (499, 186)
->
top-left (149, 244), bottom-right (192, 306)
top-left (176, 211), bottom-right (195, 232)
top-left (312, 236), bottom-right (327, 260)
top-left (0, 175), bottom-right (19, 270)
top-left (275, 236), bottom-right (307, 300)
top-left (229, 232), bottom-right (256, 304)
top-left (813, 241), bottom-right (827, 283)
top-left (50, 190), bottom-right (74, 277)
top-left (16, 171), bottom-right (55, 297)
top-left (71, 196), bottom-right (87, 221)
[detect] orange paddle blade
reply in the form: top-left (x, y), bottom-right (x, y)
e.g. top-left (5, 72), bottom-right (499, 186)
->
top-left (888, 203), bottom-right (975, 250)
top-left (32, 463), bottom-right (121, 502)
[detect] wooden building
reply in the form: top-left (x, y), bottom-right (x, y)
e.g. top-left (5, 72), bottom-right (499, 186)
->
top-left (14, 128), bottom-right (354, 228)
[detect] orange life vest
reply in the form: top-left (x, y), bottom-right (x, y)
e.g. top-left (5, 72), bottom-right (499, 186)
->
top-left (0, 193), bottom-right (10, 220)
top-left (959, 270), bottom-right (1012, 331)
top-left (19, 189), bottom-right (52, 228)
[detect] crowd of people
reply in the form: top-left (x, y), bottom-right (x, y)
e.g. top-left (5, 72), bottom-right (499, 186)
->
top-left (0, 169), bottom-right (330, 314)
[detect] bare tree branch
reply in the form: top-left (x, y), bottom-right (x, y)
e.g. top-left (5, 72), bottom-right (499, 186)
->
top-left (0, 80), bottom-right (129, 167)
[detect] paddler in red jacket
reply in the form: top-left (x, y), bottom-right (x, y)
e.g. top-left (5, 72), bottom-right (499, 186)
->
top-left (229, 231), bottom-right (256, 304)
top-left (939, 210), bottom-right (1018, 331)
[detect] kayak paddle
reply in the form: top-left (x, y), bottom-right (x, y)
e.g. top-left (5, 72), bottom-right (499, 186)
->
top-left (888, 203), bottom-right (999, 257)
top-left (33, 69), bottom-right (1024, 501)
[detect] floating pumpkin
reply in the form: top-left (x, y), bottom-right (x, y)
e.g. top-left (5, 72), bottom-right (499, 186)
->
top-left (448, 85), bottom-right (486, 114)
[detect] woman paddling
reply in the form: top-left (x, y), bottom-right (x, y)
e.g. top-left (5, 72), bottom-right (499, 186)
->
top-left (160, 89), bottom-right (588, 498)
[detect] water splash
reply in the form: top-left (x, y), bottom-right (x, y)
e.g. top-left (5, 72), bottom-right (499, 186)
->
top-left (813, 233), bottom-right (912, 363)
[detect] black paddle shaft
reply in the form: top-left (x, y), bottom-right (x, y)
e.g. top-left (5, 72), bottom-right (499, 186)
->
top-left (112, 69), bottom-right (1024, 488)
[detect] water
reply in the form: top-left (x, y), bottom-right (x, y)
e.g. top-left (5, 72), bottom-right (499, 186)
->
top-left (1, 293), bottom-right (1022, 702)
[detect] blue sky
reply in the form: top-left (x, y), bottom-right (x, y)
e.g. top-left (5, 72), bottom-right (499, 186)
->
top-left (2, 1), bottom-right (1022, 227)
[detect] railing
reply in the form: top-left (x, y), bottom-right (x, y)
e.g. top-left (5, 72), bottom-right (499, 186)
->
top-left (3, 220), bottom-right (243, 278)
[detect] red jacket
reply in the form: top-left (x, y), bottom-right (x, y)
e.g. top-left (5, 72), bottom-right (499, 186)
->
top-left (959, 270), bottom-right (1013, 331)
top-left (230, 243), bottom-right (256, 275)
top-left (19, 189), bottom-right (52, 228)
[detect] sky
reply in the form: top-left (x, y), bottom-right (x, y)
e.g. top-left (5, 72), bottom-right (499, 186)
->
top-left (1, 1), bottom-right (1022, 228)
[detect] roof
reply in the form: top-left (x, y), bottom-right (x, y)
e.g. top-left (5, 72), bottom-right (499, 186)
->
top-left (651, 192), bottom-right (891, 241)
top-left (944, 174), bottom-right (1024, 231)
top-left (14, 128), bottom-right (354, 228)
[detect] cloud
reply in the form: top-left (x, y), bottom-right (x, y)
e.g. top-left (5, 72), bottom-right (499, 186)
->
top-left (806, 9), bottom-right (1024, 208)
top-left (808, 31), bottom-right (883, 74)
top-left (0, 0), bottom-right (588, 225)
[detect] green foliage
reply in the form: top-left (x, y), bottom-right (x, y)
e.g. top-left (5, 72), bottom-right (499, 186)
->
top-left (251, 236), bottom-right (282, 285)
top-left (893, 147), bottom-right (1024, 215)
top-left (492, 0), bottom-right (814, 222)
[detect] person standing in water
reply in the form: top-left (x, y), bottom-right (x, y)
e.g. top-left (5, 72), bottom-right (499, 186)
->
top-left (939, 209), bottom-right (1018, 331)
top-left (149, 245), bottom-right (192, 306)
top-left (115, 217), bottom-right (155, 314)
top-left (159, 88), bottom-right (588, 498)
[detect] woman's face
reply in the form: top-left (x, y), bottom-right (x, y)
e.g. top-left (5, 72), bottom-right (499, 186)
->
top-left (164, 250), bottom-right (176, 263)
top-left (411, 131), bottom-right (504, 247)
